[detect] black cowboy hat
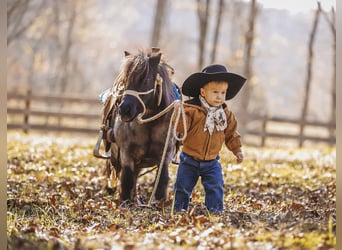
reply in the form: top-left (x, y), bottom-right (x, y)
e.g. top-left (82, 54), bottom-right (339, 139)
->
top-left (182, 64), bottom-right (247, 100)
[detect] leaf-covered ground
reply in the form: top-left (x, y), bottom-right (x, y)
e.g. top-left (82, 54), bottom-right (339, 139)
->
top-left (7, 133), bottom-right (336, 250)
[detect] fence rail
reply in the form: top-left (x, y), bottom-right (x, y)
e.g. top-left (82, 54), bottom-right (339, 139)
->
top-left (240, 113), bottom-right (335, 147)
top-left (7, 91), bottom-right (335, 147)
top-left (7, 91), bottom-right (102, 134)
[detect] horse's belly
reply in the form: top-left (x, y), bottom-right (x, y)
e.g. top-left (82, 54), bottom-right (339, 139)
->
top-left (113, 118), bottom-right (172, 167)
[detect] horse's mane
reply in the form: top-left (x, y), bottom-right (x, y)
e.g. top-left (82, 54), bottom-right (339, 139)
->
top-left (112, 50), bottom-right (176, 106)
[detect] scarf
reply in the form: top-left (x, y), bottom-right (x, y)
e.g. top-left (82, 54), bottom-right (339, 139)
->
top-left (199, 95), bottom-right (227, 135)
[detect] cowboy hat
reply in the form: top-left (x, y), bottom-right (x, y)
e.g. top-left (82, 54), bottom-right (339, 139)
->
top-left (182, 64), bottom-right (247, 100)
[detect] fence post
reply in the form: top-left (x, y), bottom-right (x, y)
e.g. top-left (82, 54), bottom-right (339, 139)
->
top-left (299, 119), bottom-right (305, 147)
top-left (23, 88), bottom-right (31, 134)
top-left (261, 115), bottom-right (267, 147)
top-left (329, 122), bottom-right (336, 146)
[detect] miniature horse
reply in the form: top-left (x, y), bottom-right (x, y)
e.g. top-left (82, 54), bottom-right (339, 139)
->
top-left (107, 49), bottom-right (179, 203)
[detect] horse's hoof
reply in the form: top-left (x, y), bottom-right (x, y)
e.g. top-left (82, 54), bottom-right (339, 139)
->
top-left (106, 186), bottom-right (117, 195)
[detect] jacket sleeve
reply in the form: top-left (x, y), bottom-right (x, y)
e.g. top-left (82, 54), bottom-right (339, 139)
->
top-left (224, 110), bottom-right (242, 155)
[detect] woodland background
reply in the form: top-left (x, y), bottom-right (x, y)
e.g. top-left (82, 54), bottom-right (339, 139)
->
top-left (7, 0), bottom-right (336, 125)
top-left (7, 1), bottom-right (336, 249)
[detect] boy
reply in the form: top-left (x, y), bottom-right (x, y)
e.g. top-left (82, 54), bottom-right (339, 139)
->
top-left (174, 64), bottom-right (246, 214)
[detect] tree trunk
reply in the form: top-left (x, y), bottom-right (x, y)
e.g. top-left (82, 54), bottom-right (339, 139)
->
top-left (151, 0), bottom-right (168, 47)
top-left (322, 7), bottom-right (336, 142)
top-left (59, 2), bottom-right (77, 94)
top-left (210, 0), bottom-right (224, 63)
top-left (7, 0), bottom-right (46, 46)
top-left (299, 2), bottom-right (321, 147)
top-left (196, 0), bottom-right (210, 70)
top-left (229, 0), bottom-right (243, 65)
top-left (238, 0), bottom-right (258, 126)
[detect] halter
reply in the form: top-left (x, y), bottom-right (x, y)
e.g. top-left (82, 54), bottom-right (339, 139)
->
top-left (122, 73), bottom-right (163, 120)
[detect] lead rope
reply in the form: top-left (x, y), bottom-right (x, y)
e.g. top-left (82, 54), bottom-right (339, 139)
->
top-left (147, 100), bottom-right (187, 206)
top-left (123, 88), bottom-right (179, 125)
top-left (122, 90), bottom-right (187, 206)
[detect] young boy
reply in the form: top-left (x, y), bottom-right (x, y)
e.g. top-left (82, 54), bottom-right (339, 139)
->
top-left (174, 64), bottom-right (246, 214)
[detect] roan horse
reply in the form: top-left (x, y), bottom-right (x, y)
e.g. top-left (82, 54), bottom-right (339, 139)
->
top-left (96, 48), bottom-right (180, 204)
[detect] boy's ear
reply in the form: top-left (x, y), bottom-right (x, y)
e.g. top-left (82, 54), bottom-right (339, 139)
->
top-left (200, 87), bottom-right (205, 96)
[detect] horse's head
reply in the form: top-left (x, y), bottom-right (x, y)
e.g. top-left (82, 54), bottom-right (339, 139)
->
top-left (117, 49), bottom-right (174, 122)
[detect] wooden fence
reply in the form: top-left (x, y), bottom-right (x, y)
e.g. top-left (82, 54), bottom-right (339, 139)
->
top-left (7, 91), bottom-right (102, 134)
top-left (240, 113), bottom-right (335, 147)
top-left (7, 91), bottom-right (335, 147)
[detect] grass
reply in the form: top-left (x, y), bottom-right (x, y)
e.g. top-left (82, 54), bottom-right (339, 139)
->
top-left (7, 132), bottom-right (336, 249)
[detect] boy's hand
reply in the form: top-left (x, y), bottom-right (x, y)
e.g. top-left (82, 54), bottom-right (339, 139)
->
top-left (236, 151), bottom-right (244, 164)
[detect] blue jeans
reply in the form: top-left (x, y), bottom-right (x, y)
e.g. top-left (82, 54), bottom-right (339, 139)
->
top-left (174, 152), bottom-right (224, 213)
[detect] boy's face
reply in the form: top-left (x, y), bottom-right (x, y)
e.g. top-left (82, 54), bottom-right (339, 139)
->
top-left (200, 81), bottom-right (228, 107)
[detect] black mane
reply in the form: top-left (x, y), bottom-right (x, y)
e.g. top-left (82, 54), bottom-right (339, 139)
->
top-left (118, 50), bottom-right (176, 109)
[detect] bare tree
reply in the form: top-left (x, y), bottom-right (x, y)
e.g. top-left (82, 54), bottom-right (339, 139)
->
top-left (299, 2), bottom-right (321, 147)
top-left (210, 0), bottom-right (224, 63)
top-left (321, 6), bottom-right (336, 139)
top-left (238, 0), bottom-right (258, 125)
top-left (58, 1), bottom-right (77, 94)
top-left (229, 0), bottom-right (244, 67)
top-left (7, 0), bottom-right (45, 46)
top-left (8, 0), bottom-right (56, 93)
top-left (196, 0), bottom-right (211, 69)
top-left (151, 0), bottom-right (168, 47)
top-left (8, 0), bottom-right (97, 96)
top-left (49, 0), bottom-right (94, 94)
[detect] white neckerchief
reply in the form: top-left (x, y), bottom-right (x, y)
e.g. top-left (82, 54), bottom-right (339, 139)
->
top-left (199, 95), bottom-right (227, 135)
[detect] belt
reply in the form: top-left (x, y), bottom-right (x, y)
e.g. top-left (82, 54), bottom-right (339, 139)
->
top-left (183, 152), bottom-right (216, 162)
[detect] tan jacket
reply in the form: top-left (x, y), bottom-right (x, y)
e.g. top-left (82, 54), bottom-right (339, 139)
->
top-left (177, 98), bottom-right (242, 161)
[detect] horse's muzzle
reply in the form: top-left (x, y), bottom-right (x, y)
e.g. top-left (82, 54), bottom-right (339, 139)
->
top-left (119, 96), bottom-right (142, 122)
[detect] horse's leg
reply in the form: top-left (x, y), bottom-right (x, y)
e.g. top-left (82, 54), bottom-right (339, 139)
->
top-left (120, 164), bottom-right (138, 202)
top-left (105, 159), bottom-right (116, 195)
top-left (103, 142), bottom-right (122, 196)
top-left (154, 162), bottom-right (169, 201)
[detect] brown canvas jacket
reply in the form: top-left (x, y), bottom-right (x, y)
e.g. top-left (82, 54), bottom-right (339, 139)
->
top-left (177, 98), bottom-right (242, 161)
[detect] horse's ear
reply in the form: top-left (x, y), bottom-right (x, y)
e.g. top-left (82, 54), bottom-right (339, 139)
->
top-left (124, 51), bottom-right (131, 57)
top-left (149, 53), bottom-right (162, 67)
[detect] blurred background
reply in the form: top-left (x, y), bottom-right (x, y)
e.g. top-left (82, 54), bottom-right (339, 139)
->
top-left (7, 0), bottom-right (336, 147)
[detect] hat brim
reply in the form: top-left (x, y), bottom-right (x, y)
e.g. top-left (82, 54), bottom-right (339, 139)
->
top-left (182, 72), bottom-right (246, 100)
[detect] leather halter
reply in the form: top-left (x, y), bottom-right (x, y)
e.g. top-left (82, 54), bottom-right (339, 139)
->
top-left (122, 73), bottom-right (163, 119)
